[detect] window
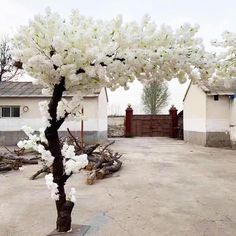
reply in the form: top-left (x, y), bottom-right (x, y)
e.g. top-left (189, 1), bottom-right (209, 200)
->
top-left (1, 106), bottom-right (20, 118)
top-left (214, 95), bottom-right (219, 101)
top-left (2, 107), bottom-right (10, 117)
top-left (12, 107), bottom-right (20, 117)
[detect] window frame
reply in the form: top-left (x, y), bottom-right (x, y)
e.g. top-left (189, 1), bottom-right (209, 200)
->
top-left (1, 106), bottom-right (11, 117)
top-left (213, 95), bottom-right (219, 101)
top-left (0, 106), bottom-right (20, 118)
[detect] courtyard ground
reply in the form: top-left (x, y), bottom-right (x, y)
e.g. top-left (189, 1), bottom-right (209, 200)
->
top-left (0, 137), bottom-right (236, 236)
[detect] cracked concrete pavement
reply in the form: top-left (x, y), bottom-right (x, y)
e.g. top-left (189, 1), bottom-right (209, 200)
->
top-left (0, 137), bottom-right (236, 236)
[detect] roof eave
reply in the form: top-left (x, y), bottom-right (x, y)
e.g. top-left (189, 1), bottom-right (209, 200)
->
top-left (0, 94), bottom-right (99, 98)
top-left (207, 92), bottom-right (235, 96)
top-left (183, 80), bottom-right (192, 102)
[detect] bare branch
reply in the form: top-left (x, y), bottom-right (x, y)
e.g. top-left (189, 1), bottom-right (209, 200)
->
top-left (0, 36), bottom-right (22, 81)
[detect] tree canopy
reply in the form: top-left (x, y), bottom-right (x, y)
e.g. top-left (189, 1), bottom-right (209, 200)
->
top-left (13, 9), bottom-right (215, 90)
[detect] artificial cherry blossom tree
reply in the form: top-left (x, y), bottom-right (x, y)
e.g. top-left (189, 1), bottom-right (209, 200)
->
top-left (13, 9), bottom-right (215, 232)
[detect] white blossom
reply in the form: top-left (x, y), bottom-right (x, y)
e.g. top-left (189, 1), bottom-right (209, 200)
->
top-left (68, 187), bottom-right (76, 203)
top-left (45, 174), bottom-right (59, 200)
top-left (42, 88), bottom-right (52, 95)
top-left (17, 140), bottom-right (25, 149)
top-left (17, 126), bottom-right (40, 150)
top-left (38, 101), bottom-right (50, 126)
top-left (37, 144), bottom-right (54, 165)
top-left (52, 54), bottom-right (63, 67)
top-left (57, 99), bottom-right (67, 119)
top-left (213, 31), bottom-right (236, 79)
top-left (22, 126), bottom-right (34, 137)
top-left (13, 9), bottom-right (214, 98)
top-left (62, 143), bottom-right (88, 175)
top-left (39, 127), bottom-right (48, 144)
top-left (17, 126), bottom-right (52, 166)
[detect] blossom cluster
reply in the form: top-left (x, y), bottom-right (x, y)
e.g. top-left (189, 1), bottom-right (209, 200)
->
top-left (212, 31), bottom-right (236, 79)
top-left (56, 95), bottom-right (84, 120)
top-left (38, 100), bottom-right (50, 126)
top-left (68, 187), bottom-right (76, 203)
top-left (17, 126), bottom-right (47, 149)
top-left (45, 173), bottom-right (59, 200)
top-left (18, 126), bottom-right (87, 201)
top-left (13, 9), bottom-right (215, 100)
top-left (17, 126), bottom-right (54, 165)
top-left (62, 143), bottom-right (88, 175)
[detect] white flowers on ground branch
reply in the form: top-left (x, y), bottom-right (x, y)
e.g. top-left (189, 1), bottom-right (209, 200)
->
top-left (62, 143), bottom-right (88, 175)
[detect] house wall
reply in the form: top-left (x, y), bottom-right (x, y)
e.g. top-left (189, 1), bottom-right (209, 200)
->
top-left (184, 84), bottom-right (207, 145)
top-left (0, 92), bottom-right (107, 145)
top-left (60, 89), bottom-right (108, 144)
top-left (230, 99), bottom-right (236, 148)
top-left (96, 88), bottom-right (108, 142)
top-left (205, 95), bottom-right (231, 147)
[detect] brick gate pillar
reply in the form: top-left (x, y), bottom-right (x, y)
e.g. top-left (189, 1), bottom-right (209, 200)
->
top-left (125, 105), bottom-right (133, 137)
top-left (169, 105), bottom-right (178, 138)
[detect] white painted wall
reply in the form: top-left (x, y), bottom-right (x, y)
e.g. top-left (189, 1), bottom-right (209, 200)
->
top-left (184, 83), bottom-right (236, 147)
top-left (0, 97), bottom-right (44, 119)
top-left (108, 116), bottom-right (124, 126)
top-left (97, 88), bottom-right (108, 132)
top-left (0, 92), bottom-right (107, 132)
top-left (184, 84), bottom-right (207, 132)
top-left (206, 95), bottom-right (230, 132)
top-left (83, 96), bottom-right (99, 131)
top-left (230, 99), bottom-right (236, 143)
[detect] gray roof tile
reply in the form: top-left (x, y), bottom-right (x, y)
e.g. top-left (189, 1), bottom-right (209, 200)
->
top-left (0, 82), bottom-right (42, 97)
top-left (0, 81), bottom-right (103, 98)
top-left (198, 78), bottom-right (236, 95)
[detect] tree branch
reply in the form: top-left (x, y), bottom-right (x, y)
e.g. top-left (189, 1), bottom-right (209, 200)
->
top-left (48, 77), bottom-right (66, 126)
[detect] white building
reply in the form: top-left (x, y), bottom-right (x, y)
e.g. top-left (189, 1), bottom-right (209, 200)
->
top-left (183, 79), bottom-right (236, 148)
top-left (0, 82), bottom-right (108, 145)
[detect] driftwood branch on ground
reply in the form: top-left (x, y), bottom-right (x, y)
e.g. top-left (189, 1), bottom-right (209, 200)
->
top-left (0, 151), bottom-right (38, 172)
top-left (30, 129), bottom-right (122, 184)
top-left (67, 128), bottom-right (83, 152)
top-left (30, 164), bottom-right (52, 180)
top-left (85, 141), bottom-right (122, 185)
top-left (9, 129), bottom-right (122, 183)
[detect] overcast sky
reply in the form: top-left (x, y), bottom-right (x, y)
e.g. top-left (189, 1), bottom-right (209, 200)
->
top-left (0, 0), bottom-right (235, 114)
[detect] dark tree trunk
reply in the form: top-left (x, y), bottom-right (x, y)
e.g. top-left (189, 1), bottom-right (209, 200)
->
top-left (45, 77), bottom-right (74, 232)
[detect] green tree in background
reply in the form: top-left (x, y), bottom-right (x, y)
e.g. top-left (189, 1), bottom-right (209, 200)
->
top-left (142, 80), bottom-right (169, 114)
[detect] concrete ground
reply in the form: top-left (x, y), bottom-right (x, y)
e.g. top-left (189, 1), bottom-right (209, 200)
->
top-left (1, 137), bottom-right (236, 236)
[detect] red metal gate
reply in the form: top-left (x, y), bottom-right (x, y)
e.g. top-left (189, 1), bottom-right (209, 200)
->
top-left (125, 105), bottom-right (178, 138)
